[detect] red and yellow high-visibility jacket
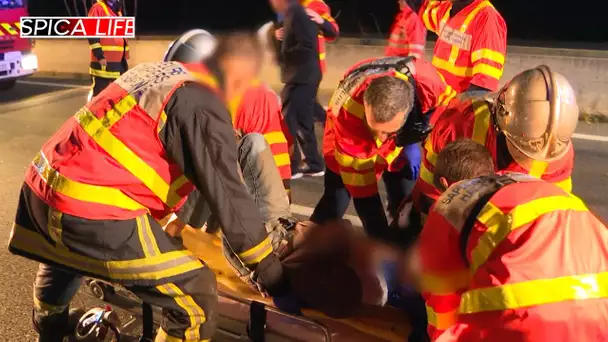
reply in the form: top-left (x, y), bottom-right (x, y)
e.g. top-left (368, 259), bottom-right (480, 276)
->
top-left (417, 0), bottom-right (506, 92)
top-left (88, 0), bottom-right (129, 79)
top-left (302, 0), bottom-right (339, 74)
top-left (232, 82), bottom-right (292, 185)
top-left (25, 62), bottom-right (218, 221)
top-left (418, 174), bottom-right (608, 341)
top-left (386, 6), bottom-right (427, 59)
top-left (413, 98), bottom-right (574, 214)
top-left (323, 57), bottom-right (456, 198)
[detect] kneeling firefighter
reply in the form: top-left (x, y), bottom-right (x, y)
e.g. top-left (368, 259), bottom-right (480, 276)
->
top-left (8, 29), bottom-right (288, 342)
top-left (414, 65), bottom-right (578, 217)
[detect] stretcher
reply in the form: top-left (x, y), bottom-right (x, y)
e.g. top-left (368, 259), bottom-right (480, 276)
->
top-left (77, 227), bottom-right (411, 341)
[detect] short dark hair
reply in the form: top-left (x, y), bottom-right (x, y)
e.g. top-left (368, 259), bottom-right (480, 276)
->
top-left (433, 139), bottom-right (495, 189)
top-left (363, 75), bottom-right (414, 123)
top-left (214, 31), bottom-right (262, 64)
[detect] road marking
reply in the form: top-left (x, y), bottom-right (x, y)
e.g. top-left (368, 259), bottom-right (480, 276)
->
top-left (290, 204), bottom-right (363, 227)
top-left (572, 133), bottom-right (608, 142)
top-left (18, 80), bottom-right (89, 89)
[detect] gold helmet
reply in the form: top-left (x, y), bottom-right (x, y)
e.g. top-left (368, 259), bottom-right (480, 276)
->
top-left (492, 65), bottom-right (579, 162)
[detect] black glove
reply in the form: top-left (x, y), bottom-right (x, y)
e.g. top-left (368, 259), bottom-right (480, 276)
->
top-left (252, 254), bottom-right (290, 297)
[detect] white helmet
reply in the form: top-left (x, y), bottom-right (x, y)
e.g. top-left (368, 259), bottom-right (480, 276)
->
top-left (163, 29), bottom-right (218, 63)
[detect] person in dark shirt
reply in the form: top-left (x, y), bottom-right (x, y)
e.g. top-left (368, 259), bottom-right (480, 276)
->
top-left (269, 0), bottom-right (325, 179)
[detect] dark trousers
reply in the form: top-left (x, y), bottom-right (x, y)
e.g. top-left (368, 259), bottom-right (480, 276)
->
top-left (281, 82), bottom-right (324, 173)
top-left (313, 100), bottom-right (326, 124)
top-left (91, 76), bottom-right (113, 97)
top-left (310, 168), bottom-right (416, 242)
top-left (33, 263), bottom-right (217, 342)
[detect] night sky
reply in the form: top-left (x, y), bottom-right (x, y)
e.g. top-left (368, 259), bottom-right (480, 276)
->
top-left (28, 0), bottom-right (607, 44)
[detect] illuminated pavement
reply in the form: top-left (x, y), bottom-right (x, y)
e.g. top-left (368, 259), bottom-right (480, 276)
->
top-left (0, 80), bottom-right (607, 340)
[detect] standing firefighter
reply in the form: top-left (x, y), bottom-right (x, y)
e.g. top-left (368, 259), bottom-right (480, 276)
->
top-left (414, 66), bottom-right (577, 217)
top-left (87, 0), bottom-right (130, 98)
top-left (386, 0), bottom-right (427, 59)
top-left (404, 0), bottom-right (507, 94)
top-left (310, 56), bottom-right (456, 242)
top-left (9, 30), bottom-right (287, 342)
top-left (418, 172), bottom-right (608, 341)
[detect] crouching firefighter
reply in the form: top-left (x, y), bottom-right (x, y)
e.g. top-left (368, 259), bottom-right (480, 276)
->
top-left (414, 65), bottom-right (578, 217)
top-left (310, 56), bottom-right (456, 243)
top-left (8, 29), bottom-right (288, 342)
top-left (418, 172), bottom-right (608, 341)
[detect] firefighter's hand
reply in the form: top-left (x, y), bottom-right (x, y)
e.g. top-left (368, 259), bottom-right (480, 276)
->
top-left (98, 58), bottom-right (107, 67)
top-left (274, 27), bottom-right (284, 41)
top-left (305, 8), bottom-right (324, 25)
top-left (253, 254), bottom-right (290, 297)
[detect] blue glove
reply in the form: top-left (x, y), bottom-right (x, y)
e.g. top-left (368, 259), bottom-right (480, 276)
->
top-left (401, 143), bottom-right (421, 181)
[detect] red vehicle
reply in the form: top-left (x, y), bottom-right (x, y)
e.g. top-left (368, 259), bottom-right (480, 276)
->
top-left (0, 0), bottom-right (37, 90)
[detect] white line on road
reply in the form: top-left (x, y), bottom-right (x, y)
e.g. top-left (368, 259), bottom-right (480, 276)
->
top-left (18, 80), bottom-right (89, 89)
top-left (572, 133), bottom-right (608, 142)
top-left (290, 204), bottom-right (363, 227)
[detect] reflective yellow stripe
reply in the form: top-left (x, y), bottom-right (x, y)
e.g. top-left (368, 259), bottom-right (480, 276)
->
top-left (1, 23), bottom-right (18, 35)
top-left (528, 160), bottom-right (549, 178)
top-left (90, 43), bottom-right (102, 50)
top-left (321, 13), bottom-right (334, 22)
top-left (11, 223), bottom-right (204, 281)
top-left (384, 146), bottom-right (404, 166)
top-left (420, 163), bottom-right (434, 186)
top-left (471, 48), bottom-right (505, 65)
top-left (343, 97), bottom-right (366, 119)
top-left (100, 45), bottom-right (129, 52)
top-left (263, 131), bottom-right (287, 145)
top-left (158, 110), bottom-right (168, 133)
top-left (136, 216), bottom-right (161, 258)
top-left (237, 235), bottom-right (273, 265)
top-left (75, 107), bottom-right (184, 208)
top-left (438, 85), bottom-right (457, 106)
top-left (340, 170), bottom-right (377, 187)
top-left (421, 270), bottom-right (471, 295)
top-left (433, 57), bottom-right (502, 80)
top-left (335, 150), bottom-right (376, 171)
top-left (97, 0), bottom-right (112, 16)
top-left (156, 327), bottom-right (211, 342)
top-left (273, 153), bottom-right (290, 167)
top-left (470, 194), bottom-right (588, 272)
top-left (157, 283), bottom-right (206, 341)
top-left (471, 101), bottom-right (490, 145)
top-left (319, 52), bottom-right (326, 60)
top-left (394, 71), bottom-right (409, 83)
top-left (554, 177), bottom-right (573, 193)
top-left (14, 22), bottom-right (21, 30)
top-left (33, 293), bottom-right (68, 315)
top-left (47, 209), bottom-right (67, 250)
top-left (189, 71), bottom-right (219, 89)
top-left (460, 271), bottom-right (608, 315)
top-left (100, 94), bottom-right (138, 127)
top-left (89, 68), bottom-right (121, 79)
top-left (32, 152), bottom-right (145, 211)
top-left (424, 137), bottom-right (437, 167)
top-left (426, 305), bottom-right (458, 330)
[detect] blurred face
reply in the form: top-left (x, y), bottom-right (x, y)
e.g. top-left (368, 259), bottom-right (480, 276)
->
top-left (397, 0), bottom-right (406, 10)
top-left (364, 103), bottom-right (407, 143)
top-left (269, 0), bottom-right (288, 14)
top-left (219, 55), bottom-right (261, 113)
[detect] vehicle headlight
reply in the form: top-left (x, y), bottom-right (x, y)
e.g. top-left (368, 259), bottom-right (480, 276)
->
top-left (21, 54), bottom-right (38, 71)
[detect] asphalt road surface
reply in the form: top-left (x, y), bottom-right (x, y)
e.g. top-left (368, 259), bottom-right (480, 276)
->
top-left (0, 79), bottom-right (607, 340)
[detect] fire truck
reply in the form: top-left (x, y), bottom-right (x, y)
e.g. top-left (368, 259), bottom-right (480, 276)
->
top-left (0, 0), bottom-right (37, 90)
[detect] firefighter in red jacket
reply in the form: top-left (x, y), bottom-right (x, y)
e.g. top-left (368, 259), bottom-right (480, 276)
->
top-left (87, 0), bottom-right (130, 98)
top-left (404, 0), bottom-right (507, 94)
top-left (418, 172), bottom-right (608, 341)
top-left (9, 30), bottom-right (288, 342)
top-left (310, 56), bottom-right (456, 242)
top-left (386, 0), bottom-right (427, 59)
top-left (230, 81), bottom-right (293, 200)
top-left (414, 65), bottom-right (577, 217)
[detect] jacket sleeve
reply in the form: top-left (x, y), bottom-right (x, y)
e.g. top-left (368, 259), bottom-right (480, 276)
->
top-left (468, 10), bottom-right (507, 91)
top-left (87, 4), bottom-right (106, 60)
top-left (308, 0), bottom-right (339, 40)
top-left (385, 7), bottom-right (427, 58)
top-left (283, 5), bottom-right (317, 54)
top-left (161, 83), bottom-right (285, 290)
top-left (413, 59), bottom-right (457, 113)
top-left (418, 210), bottom-right (470, 340)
